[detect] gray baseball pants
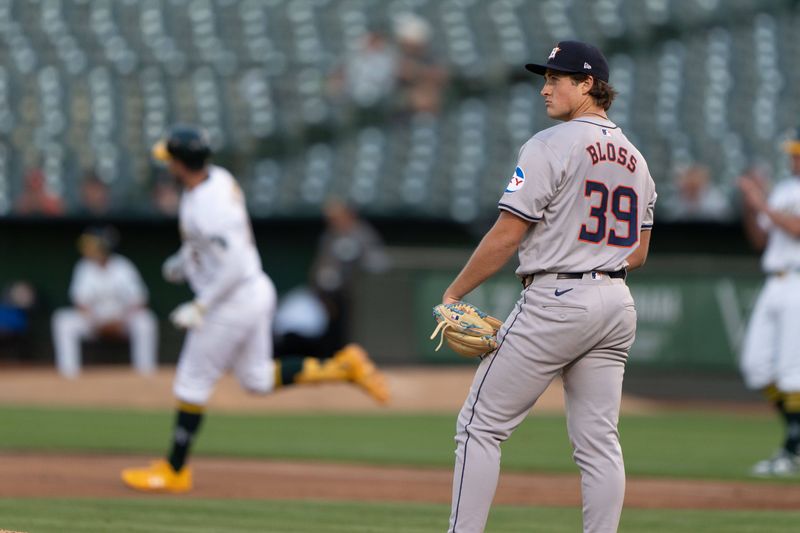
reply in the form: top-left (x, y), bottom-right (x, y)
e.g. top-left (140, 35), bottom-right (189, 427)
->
top-left (448, 273), bottom-right (637, 533)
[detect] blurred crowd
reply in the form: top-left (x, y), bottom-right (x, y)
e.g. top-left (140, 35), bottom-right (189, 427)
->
top-left (14, 166), bottom-right (182, 218)
top-left (9, 13), bottom-right (450, 220)
top-left (0, 1), bottom-right (795, 225)
top-left (327, 13), bottom-right (449, 123)
top-left (660, 164), bottom-right (733, 222)
top-left (5, 9), bottom-right (788, 224)
top-left (11, 155), bottom-right (775, 225)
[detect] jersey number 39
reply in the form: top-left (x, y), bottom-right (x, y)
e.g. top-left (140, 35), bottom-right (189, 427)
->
top-left (578, 180), bottom-right (638, 247)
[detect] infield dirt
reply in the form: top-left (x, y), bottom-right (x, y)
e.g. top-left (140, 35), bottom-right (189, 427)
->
top-left (0, 366), bottom-right (731, 414)
top-left (0, 453), bottom-right (798, 510)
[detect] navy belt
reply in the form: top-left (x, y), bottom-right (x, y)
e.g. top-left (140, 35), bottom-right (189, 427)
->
top-left (522, 269), bottom-right (626, 288)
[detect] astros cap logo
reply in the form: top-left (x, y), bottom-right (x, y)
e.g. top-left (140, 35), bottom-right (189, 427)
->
top-left (525, 41), bottom-right (610, 83)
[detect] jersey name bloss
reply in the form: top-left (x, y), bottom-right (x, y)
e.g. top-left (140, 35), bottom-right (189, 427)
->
top-left (498, 118), bottom-right (657, 275)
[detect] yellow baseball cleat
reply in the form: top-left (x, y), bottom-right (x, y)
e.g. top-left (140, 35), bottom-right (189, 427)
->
top-left (121, 459), bottom-right (192, 493)
top-left (333, 343), bottom-right (391, 404)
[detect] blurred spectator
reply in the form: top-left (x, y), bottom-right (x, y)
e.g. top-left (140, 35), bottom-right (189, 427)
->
top-left (79, 171), bottom-right (111, 216)
top-left (393, 13), bottom-right (449, 116)
top-left (14, 168), bottom-right (64, 216)
top-left (661, 164), bottom-right (732, 221)
top-left (151, 176), bottom-right (181, 216)
top-left (328, 28), bottom-right (398, 117)
top-left (309, 199), bottom-right (390, 351)
top-left (736, 165), bottom-right (772, 212)
top-left (0, 281), bottom-right (37, 360)
top-left (51, 226), bottom-right (158, 378)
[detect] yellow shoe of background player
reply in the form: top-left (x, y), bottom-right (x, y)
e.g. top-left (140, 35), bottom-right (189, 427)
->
top-left (333, 343), bottom-right (391, 404)
top-left (121, 459), bottom-right (192, 493)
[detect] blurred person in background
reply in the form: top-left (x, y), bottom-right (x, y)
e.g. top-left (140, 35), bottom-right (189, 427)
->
top-left (78, 171), bottom-right (111, 216)
top-left (0, 281), bottom-right (38, 361)
top-left (738, 128), bottom-right (800, 476)
top-left (14, 168), bottom-right (64, 216)
top-left (121, 126), bottom-right (389, 494)
top-left (310, 198), bottom-right (390, 353)
top-left (51, 226), bottom-right (157, 378)
top-left (393, 13), bottom-right (449, 117)
top-left (327, 27), bottom-right (397, 124)
top-left (660, 164), bottom-right (731, 221)
top-left (151, 175), bottom-right (181, 216)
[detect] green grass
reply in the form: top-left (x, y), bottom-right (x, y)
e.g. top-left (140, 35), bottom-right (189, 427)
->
top-left (0, 406), bottom-right (786, 480)
top-left (0, 499), bottom-right (797, 533)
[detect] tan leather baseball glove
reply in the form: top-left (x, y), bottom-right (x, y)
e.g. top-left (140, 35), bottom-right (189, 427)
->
top-left (430, 302), bottom-right (504, 358)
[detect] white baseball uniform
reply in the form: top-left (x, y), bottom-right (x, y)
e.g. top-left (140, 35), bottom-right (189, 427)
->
top-left (740, 177), bottom-right (800, 392)
top-left (52, 254), bottom-right (158, 378)
top-left (449, 117), bottom-right (656, 533)
top-left (171, 164), bottom-right (278, 405)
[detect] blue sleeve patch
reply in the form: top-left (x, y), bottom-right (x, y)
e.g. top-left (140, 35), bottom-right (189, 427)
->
top-left (505, 166), bottom-right (525, 193)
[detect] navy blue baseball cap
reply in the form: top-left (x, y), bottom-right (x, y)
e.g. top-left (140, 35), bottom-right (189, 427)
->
top-left (525, 41), bottom-right (610, 83)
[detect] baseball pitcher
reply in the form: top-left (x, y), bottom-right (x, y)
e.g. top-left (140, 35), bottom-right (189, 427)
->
top-left (442, 41), bottom-right (656, 532)
top-left (121, 125), bottom-right (389, 493)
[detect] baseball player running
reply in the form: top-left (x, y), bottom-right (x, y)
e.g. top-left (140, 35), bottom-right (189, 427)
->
top-left (442, 41), bottom-right (656, 532)
top-left (121, 125), bottom-right (389, 493)
top-left (738, 129), bottom-right (800, 476)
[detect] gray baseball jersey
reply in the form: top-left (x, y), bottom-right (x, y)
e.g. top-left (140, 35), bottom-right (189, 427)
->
top-left (498, 118), bottom-right (656, 275)
top-left (449, 117), bottom-right (655, 533)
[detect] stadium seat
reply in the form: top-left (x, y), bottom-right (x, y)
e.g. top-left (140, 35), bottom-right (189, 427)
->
top-left (1, 0), bottom-right (797, 220)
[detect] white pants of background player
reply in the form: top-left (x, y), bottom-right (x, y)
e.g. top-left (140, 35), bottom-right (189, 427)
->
top-left (51, 308), bottom-right (158, 378)
top-left (173, 274), bottom-right (278, 406)
top-left (740, 274), bottom-right (800, 391)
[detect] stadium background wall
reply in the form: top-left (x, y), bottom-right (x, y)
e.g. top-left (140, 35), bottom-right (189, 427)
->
top-left (0, 218), bottom-right (761, 371)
